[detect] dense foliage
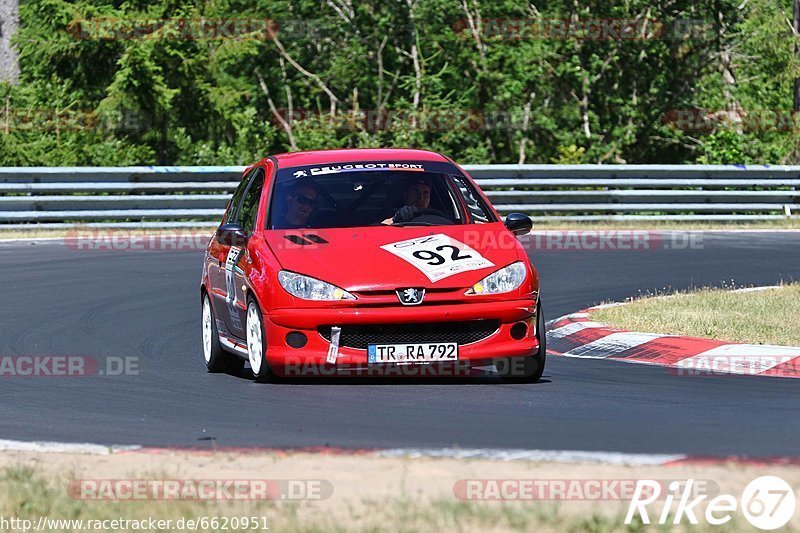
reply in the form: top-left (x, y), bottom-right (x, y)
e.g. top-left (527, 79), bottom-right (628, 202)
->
top-left (0, 0), bottom-right (797, 165)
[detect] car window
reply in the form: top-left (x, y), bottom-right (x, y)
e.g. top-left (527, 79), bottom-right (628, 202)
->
top-left (451, 175), bottom-right (492, 223)
top-left (268, 160), bottom-right (495, 229)
top-left (224, 168), bottom-right (257, 225)
top-left (238, 169), bottom-right (265, 233)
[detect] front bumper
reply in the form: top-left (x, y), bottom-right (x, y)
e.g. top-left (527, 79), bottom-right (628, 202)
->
top-left (263, 299), bottom-right (539, 376)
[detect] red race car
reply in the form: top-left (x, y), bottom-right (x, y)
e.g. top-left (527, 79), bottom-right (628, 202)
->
top-left (200, 148), bottom-right (544, 382)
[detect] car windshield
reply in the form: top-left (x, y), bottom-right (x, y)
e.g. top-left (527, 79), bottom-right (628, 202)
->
top-left (268, 160), bottom-right (495, 230)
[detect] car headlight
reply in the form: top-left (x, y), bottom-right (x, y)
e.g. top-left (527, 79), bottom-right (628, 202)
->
top-left (278, 271), bottom-right (356, 301)
top-left (466, 261), bottom-right (527, 295)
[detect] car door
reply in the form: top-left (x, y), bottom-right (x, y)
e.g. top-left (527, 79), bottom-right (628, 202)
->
top-left (226, 168), bottom-right (265, 337)
top-left (207, 167), bottom-right (258, 338)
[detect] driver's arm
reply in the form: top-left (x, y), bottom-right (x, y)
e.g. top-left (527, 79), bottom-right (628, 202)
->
top-left (382, 205), bottom-right (418, 225)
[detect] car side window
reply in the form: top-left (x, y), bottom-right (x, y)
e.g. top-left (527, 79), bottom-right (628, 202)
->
top-left (451, 175), bottom-right (492, 223)
top-left (238, 170), bottom-right (265, 233)
top-left (442, 184), bottom-right (463, 222)
top-left (225, 168), bottom-right (257, 225)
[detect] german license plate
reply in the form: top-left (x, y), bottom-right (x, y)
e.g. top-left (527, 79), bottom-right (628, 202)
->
top-left (367, 343), bottom-right (458, 364)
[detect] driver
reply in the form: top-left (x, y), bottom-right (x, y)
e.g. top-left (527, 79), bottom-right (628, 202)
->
top-left (276, 179), bottom-right (319, 229)
top-left (382, 177), bottom-right (431, 224)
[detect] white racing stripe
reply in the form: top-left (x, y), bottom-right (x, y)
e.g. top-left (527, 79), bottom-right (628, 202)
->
top-left (0, 238), bottom-right (66, 246)
top-left (0, 439), bottom-right (141, 454)
top-left (563, 332), bottom-right (664, 358)
top-left (376, 448), bottom-right (687, 466)
top-left (546, 312), bottom-right (589, 327)
top-left (0, 438), bottom-right (688, 465)
top-left (587, 302), bottom-right (625, 310)
top-left (731, 285), bottom-right (781, 293)
top-left (547, 321), bottom-right (606, 338)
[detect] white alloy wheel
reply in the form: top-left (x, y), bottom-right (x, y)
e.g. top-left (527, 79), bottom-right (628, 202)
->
top-left (202, 296), bottom-right (213, 363)
top-left (247, 301), bottom-right (264, 375)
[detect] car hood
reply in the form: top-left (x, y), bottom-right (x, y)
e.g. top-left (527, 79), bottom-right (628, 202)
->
top-left (264, 223), bottom-right (523, 291)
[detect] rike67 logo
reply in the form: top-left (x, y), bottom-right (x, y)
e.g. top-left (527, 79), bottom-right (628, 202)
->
top-left (625, 476), bottom-right (796, 530)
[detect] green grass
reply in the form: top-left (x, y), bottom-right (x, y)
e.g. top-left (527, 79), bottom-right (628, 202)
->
top-left (0, 466), bottom-right (765, 532)
top-left (592, 284), bottom-right (800, 346)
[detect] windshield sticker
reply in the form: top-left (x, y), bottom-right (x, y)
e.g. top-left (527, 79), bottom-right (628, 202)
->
top-left (381, 233), bottom-right (495, 282)
top-left (309, 163), bottom-right (425, 175)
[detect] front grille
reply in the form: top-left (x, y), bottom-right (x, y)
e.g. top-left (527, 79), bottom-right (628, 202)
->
top-left (318, 320), bottom-right (500, 349)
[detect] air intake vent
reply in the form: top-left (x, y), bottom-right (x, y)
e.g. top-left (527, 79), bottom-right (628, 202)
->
top-left (303, 234), bottom-right (328, 244)
top-left (319, 320), bottom-right (500, 349)
top-left (284, 235), bottom-right (313, 245)
top-left (283, 234), bottom-right (328, 245)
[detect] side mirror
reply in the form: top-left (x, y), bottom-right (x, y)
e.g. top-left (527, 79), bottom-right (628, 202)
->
top-left (504, 213), bottom-right (533, 236)
top-left (215, 223), bottom-right (249, 247)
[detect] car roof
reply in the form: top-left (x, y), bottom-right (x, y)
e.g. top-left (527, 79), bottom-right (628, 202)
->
top-left (271, 148), bottom-right (450, 168)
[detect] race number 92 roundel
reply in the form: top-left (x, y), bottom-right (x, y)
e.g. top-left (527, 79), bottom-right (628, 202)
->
top-left (380, 233), bottom-right (495, 283)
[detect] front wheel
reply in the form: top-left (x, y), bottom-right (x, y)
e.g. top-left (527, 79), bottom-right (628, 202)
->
top-left (202, 293), bottom-right (244, 374)
top-left (496, 302), bottom-right (546, 383)
top-left (246, 298), bottom-right (274, 383)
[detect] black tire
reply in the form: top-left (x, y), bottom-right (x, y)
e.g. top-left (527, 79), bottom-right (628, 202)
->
top-left (497, 301), bottom-right (546, 383)
top-left (202, 292), bottom-right (245, 374)
top-left (246, 297), bottom-right (274, 383)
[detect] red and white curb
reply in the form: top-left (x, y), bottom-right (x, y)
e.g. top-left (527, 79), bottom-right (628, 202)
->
top-left (547, 296), bottom-right (800, 379)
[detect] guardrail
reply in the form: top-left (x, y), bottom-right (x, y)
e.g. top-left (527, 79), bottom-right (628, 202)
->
top-left (0, 164), bottom-right (798, 227)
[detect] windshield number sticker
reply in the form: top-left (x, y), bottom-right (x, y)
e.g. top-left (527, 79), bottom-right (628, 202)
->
top-left (381, 234), bottom-right (494, 282)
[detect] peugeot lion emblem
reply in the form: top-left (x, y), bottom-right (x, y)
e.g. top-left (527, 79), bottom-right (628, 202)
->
top-left (397, 287), bottom-right (425, 305)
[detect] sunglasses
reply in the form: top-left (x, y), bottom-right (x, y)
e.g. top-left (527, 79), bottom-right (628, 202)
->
top-left (294, 195), bottom-right (317, 208)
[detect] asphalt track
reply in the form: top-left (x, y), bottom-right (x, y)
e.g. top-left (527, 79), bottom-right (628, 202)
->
top-left (0, 231), bottom-right (798, 456)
